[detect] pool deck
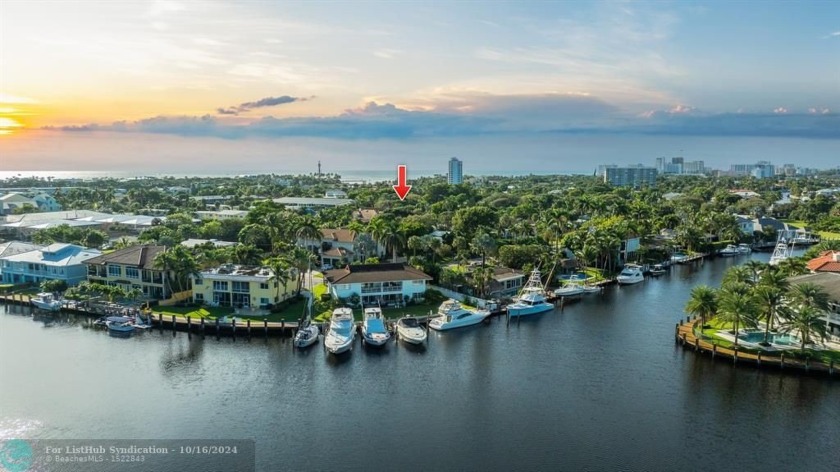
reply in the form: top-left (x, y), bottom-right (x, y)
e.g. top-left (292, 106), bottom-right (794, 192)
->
top-left (675, 317), bottom-right (838, 377)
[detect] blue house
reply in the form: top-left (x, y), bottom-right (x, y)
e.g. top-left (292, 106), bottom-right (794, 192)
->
top-left (0, 243), bottom-right (101, 286)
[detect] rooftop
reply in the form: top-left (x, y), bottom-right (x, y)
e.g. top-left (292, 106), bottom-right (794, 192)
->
top-left (273, 197), bottom-right (354, 207)
top-left (807, 251), bottom-right (840, 273)
top-left (199, 264), bottom-right (276, 279)
top-left (324, 263), bottom-right (431, 285)
top-left (788, 272), bottom-right (840, 302)
top-left (321, 228), bottom-right (356, 243)
top-left (1, 244), bottom-right (101, 266)
top-left (84, 245), bottom-right (167, 270)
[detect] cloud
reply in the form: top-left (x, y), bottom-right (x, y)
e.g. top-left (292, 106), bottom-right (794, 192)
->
top-left (216, 95), bottom-right (312, 115)
top-left (42, 95), bottom-right (840, 140)
top-left (824, 31), bottom-right (840, 38)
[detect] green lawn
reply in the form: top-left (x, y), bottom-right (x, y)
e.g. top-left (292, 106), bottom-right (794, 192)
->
top-left (699, 317), bottom-right (840, 363)
top-left (313, 301), bottom-right (444, 323)
top-left (781, 220), bottom-right (840, 240)
top-left (153, 295), bottom-right (310, 323)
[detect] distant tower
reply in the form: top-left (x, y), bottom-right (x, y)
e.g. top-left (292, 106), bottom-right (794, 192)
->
top-left (317, 161), bottom-right (322, 178)
top-left (448, 157), bottom-right (463, 185)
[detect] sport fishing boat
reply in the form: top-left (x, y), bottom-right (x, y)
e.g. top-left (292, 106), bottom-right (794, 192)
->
top-left (507, 269), bottom-right (553, 317)
top-left (30, 293), bottom-right (62, 312)
top-left (718, 244), bottom-right (740, 257)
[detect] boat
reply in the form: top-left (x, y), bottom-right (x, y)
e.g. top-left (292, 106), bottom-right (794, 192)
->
top-left (554, 282), bottom-right (585, 297)
top-left (670, 253), bottom-right (689, 264)
top-left (293, 321), bottom-right (320, 349)
top-left (616, 264), bottom-right (645, 285)
top-left (324, 307), bottom-right (355, 354)
top-left (105, 316), bottom-right (135, 335)
top-left (30, 292), bottom-right (62, 312)
top-left (768, 242), bottom-right (791, 266)
top-left (507, 269), bottom-right (554, 317)
top-left (361, 306), bottom-right (390, 347)
top-left (718, 244), bottom-right (739, 257)
top-left (649, 264), bottom-right (667, 276)
top-left (737, 243), bottom-right (752, 254)
top-left (429, 299), bottom-right (488, 331)
top-left (396, 316), bottom-right (427, 345)
top-left (133, 313), bottom-right (152, 330)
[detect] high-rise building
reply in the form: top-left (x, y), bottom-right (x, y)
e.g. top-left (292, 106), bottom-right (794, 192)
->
top-left (603, 165), bottom-right (658, 188)
top-left (448, 157), bottom-right (463, 185)
top-left (683, 160), bottom-right (705, 174)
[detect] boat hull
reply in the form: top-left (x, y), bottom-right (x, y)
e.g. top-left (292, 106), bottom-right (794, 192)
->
top-left (294, 326), bottom-right (319, 348)
top-left (31, 301), bottom-right (61, 312)
top-left (397, 328), bottom-right (427, 344)
top-left (429, 315), bottom-right (486, 331)
top-left (326, 339), bottom-right (353, 354)
top-left (362, 332), bottom-right (390, 346)
top-left (506, 303), bottom-right (553, 317)
top-left (616, 276), bottom-right (644, 285)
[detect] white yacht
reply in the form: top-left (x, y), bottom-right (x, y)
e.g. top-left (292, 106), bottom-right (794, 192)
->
top-left (396, 316), bottom-right (427, 345)
top-left (361, 306), bottom-right (390, 347)
top-left (324, 307), bottom-right (356, 354)
top-left (616, 264), bottom-right (645, 285)
top-left (737, 243), bottom-right (752, 254)
top-left (30, 293), bottom-right (62, 312)
top-left (428, 299), bottom-right (487, 331)
top-left (507, 269), bottom-right (554, 317)
top-left (719, 244), bottom-right (739, 257)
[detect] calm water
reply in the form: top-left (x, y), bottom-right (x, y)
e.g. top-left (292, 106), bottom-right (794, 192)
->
top-left (2, 252), bottom-right (838, 472)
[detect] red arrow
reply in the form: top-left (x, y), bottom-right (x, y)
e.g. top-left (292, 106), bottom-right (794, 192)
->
top-left (392, 164), bottom-right (412, 201)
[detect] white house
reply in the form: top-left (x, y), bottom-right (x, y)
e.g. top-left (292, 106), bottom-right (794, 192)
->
top-left (0, 243), bottom-right (101, 286)
top-left (298, 228), bottom-right (384, 268)
top-left (323, 263), bottom-right (432, 306)
top-left (324, 189), bottom-right (348, 199)
top-left (195, 210), bottom-right (248, 220)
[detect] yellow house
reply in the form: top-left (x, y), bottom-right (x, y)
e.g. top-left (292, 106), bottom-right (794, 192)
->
top-left (192, 264), bottom-right (296, 309)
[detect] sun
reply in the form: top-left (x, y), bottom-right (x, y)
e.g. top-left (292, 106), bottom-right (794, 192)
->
top-left (0, 116), bottom-right (24, 135)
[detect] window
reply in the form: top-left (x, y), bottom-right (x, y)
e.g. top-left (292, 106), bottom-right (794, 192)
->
top-left (260, 282), bottom-right (269, 290)
top-left (213, 281), bottom-right (228, 291)
top-left (194, 293), bottom-right (204, 302)
top-left (108, 265), bottom-right (121, 277)
top-left (126, 267), bottom-right (139, 279)
top-left (194, 278), bottom-right (203, 285)
top-left (232, 281), bottom-right (250, 293)
top-left (260, 298), bottom-right (269, 306)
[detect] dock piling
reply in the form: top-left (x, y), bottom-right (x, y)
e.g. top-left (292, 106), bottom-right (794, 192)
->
top-left (171, 314), bottom-right (176, 337)
top-left (200, 317), bottom-right (205, 339)
top-left (187, 316), bottom-right (191, 339)
top-left (247, 319), bottom-right (251, 341)
top-left (232, 318), bottom-right (236, 341)
top-left (264, 319), bottom-right (268, 339)
top-left (215, 317), bottom-right (220, 340)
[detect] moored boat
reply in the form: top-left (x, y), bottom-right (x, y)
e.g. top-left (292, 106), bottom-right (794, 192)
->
top-left (396, 316), bottom-right (427, 344)
top-left (361, 306), bottom-right (390, 347)
top-left (718, 244), bottom-right (739, 257)
top-left (737, 243), bottom-right (752, 254)
top-left (649, 264), bottom-right (667, 276)
top-left (30, 293), bottom-right (62, 312)
top-left (294, 321), bottom-right (320, 348)
top-left (616, 264), bottom-right (645, 285)
top-left (507, 269), bottom-right (553, 317)
top-left (106, 316), bottom-right (135, 335)
top-left (429, 299), bottom-right (487, 331)
top-left (324, 307), bottom-right (355, 354)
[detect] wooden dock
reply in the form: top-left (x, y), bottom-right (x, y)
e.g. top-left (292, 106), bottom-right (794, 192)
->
top-left (675, 317), bottom-right (837, 377)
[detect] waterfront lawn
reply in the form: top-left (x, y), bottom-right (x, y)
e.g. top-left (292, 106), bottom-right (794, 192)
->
top-left (699, 317), bottom-right (840, 363)
top-left (313, 283), bottom-right (328, 299)
top-left (781, 220), bottom-right (840, 240)
top-left (154, 305), bottom-right (234, 320)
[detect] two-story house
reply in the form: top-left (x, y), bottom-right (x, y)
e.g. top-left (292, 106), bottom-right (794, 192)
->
top-left (489, 267), bottom-right (525, 298)
top-left (298, 228), bottom-right (385, 269)
top-left (192, 264), bottom-right (296, 308)
top-left (84, 245), bottom-right (170, 300)
top-left (0, 243), bottom-right (101, 286)
top-left (323, 263), bottom-right (432, 306)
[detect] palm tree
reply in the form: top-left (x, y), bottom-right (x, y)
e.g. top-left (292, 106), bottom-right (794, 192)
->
top-left (753, 284), bottom-right (788, 346)
top-left (290, 247), bottom-right (317, 296)
top-left (471, 232), bottom-right (497, 267)
top-left (685, 285), bottom-right (717, 329)
top-left (265, 257), bottom-right (292, 303)
top-left (790, 282), bottom-right (830, 311)
top-left (780, 305), bottom-right (828, 352)
top-left (717, 283), bottom-right (759, 348)
top-left (722, 266), bottom-right (755, 287)
top-left (776, 257), bottom-right (808, 277)
top-left (295, 218), bottom-right (322, 251)
top-left (743, 260), bottom-right (767, 284)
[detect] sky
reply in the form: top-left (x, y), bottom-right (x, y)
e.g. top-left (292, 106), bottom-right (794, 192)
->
top-left (1, 0), bottom-right (839, 173)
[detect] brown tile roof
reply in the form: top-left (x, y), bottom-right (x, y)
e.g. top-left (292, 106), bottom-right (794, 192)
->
top-left (84, 245), bottom-right (167, 270)
top-left (322, 247), bottom-right (353, 258)
top-left (321, 228), bottom-right (356, 244)
top-left (807, 251), bottom-right (840, 273)
top-left (324, 263), bottom-right (431, 284)
top-left (492, 267), bottom-right (524, 282)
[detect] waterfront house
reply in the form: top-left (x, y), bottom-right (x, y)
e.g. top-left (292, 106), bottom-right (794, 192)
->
top-left (352, 208), bottom-right (378, 223)
top-left (489, 267), bottom-right (525, 298)
top-left (806, 251), bottom-right (840, 274)
top-left (323, 263), bottom-right (432, 306)
top-left (84, 245), bottom-right (171, 300)
top-left (0, 192), bottom-right (62, 215)
top-left (192, 264), bottom-right (295, 308)
top-left (0, 243), bottom-right (101, 286)
top-left (734, 215), bottom-right (756, 235)
top-left (298, 228), bottom-right (383, 268)
top-left (787, 272), bottom-right (840, 335)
